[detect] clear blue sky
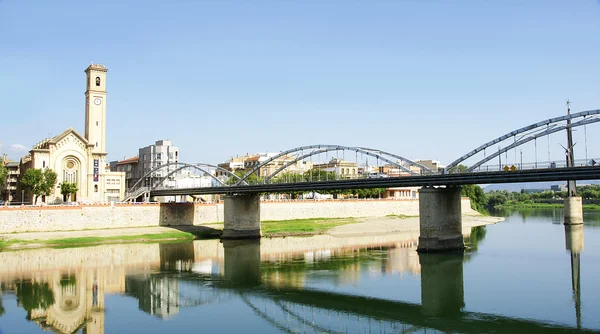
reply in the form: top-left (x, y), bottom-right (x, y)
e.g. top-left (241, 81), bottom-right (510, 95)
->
top-left (1, 1), bottom-right (599, 165)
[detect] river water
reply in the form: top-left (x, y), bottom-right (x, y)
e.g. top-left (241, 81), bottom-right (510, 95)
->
top-left (1, 209), bottom-right (600, 333)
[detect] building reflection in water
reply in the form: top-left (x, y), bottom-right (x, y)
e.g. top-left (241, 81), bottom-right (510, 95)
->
top-left (564, 224), bottom-right (584, 330)
top-left (1, 267), bottom-right (125, 334)
top-left (10, 227), bottom-right (576, 333)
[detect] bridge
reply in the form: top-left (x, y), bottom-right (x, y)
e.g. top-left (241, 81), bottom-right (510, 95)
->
top-left (124, 108), bottom-right (600, 251)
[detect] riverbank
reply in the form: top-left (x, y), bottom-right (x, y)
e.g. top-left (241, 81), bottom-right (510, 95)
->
top-left (496, 203), bottom-right (600, 210)
top-left (0, 214), bottom-right (503, 251)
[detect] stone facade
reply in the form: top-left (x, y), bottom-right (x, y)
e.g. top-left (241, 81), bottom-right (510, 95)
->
top-left (0, 198), bottom-right (476, 234)
top-left (18, 64), bottom-right (125, 204)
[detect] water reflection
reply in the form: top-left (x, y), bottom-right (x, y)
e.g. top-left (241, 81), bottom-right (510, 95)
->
top-left (0, 226), bottom-right (595, 333)
top-left (419, 252), bottom-right (465, 317)
top-left (492, 207), bottom-right (600, 226)
top-left (565, 224), bottom-right (584, 330)
top-left (2, 268), bottom-right (122, 333)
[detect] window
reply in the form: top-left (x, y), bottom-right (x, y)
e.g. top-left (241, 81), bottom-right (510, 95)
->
top-left (96, 142), bottom-right (98, 147)
top-left (96, 77), bottom-right (101, 86)
top-left (96, 121), bottom-right (98, 126)
top-left (94, 185), bottom-right (99, 192)
top-left (157, 153), bottom-right (162, 160)
top-left (43, 161), bottom-right (46, 168)
top-left (157, 162), bottom-right (162, 167)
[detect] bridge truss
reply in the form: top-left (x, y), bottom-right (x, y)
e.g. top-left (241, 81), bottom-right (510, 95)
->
top-left (123, 145), bottom-right (434, 201)
top-left (446, 109), bottom-right (600, 173)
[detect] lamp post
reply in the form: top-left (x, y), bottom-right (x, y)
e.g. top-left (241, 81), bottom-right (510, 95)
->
top-left (21, 189), bottom-right (24, 205)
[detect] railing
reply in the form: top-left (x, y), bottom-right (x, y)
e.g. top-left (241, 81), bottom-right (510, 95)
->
top-left (122, 186), bottom-right (150, 202)
top-left (460, 158), bottom-right (599, 174)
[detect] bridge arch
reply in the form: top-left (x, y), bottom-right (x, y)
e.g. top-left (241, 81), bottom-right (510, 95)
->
top-left (236, 145), bottom-right (435, 186)
top-left (446, 109), bottom-right (600, 172)
top-left (128, 162), bottom-right (243, 192)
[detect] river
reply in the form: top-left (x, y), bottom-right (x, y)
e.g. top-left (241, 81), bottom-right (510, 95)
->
top-left (1, 209), bottom-right (599, 333)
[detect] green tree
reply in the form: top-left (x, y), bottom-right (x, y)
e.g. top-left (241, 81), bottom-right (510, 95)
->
top-left (21, 168), bottom-right (58, 204)
top-left (0, 163), bottom-right (7, 189)
top-left (59, 181), bottom-right (79, 202)
top-left (42, 169), bottom-right (58, 199)
top-left (461, 184), bottom-right (487, 212)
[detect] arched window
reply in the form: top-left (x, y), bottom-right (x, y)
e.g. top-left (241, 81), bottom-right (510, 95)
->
top-left (94, 185), bottom-right (98, 192)
top-left (95, 77), bottom-right (101, 86)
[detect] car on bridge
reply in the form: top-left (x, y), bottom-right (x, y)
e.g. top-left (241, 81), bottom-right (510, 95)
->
top-left (368, 172), bottom-right (389, 179)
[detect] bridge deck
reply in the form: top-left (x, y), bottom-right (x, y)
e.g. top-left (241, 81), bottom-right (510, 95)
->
top-left (149, 166), bottom-right (600, 196)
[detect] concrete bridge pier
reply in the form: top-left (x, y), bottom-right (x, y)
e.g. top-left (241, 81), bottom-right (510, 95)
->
top-left (222, 239), bottom-right (261, 287)
top-left (419, 252), bottom-right (465, 316)
top-left (564, 197), bottom-right (584, 225)
top-left (222, 193), bottom-right (261, 239)
top-left (417, 186), bottom-right (464, 252)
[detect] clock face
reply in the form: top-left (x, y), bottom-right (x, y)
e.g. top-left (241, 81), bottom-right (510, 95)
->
top-left (94, 98), bottom-right (102, 106)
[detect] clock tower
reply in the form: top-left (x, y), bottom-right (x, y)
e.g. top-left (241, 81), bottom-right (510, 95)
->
top-left (84, 64), bottom-right (108, 154)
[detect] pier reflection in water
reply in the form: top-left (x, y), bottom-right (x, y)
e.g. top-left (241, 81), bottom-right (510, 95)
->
top-left (565, 224), bottom-right (583, 330)
top-left (0, 219), bottom-right (597, 333)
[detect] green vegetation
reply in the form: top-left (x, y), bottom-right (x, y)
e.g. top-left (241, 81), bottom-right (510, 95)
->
top-left (385, 214), bottom-right (417, 219)
top-left (488, 185), bottom-right (600, 209)
top-left (261, 217), bottom-right (358, 236)
top-left (0, 163), bottom-right (7, 189)
top-left (59, 181), bottom-right (78, 202)
top-left (0, 231), bottom-right (196, 251)
top-left (44, 232), bottom-right (195, 246)
top-left (227, 170), bottom-right (387, 199)
top-left (21, 168), bottom-right (58, 203)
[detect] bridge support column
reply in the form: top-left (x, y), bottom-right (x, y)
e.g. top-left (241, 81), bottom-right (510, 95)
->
top-left (417, 186), bottom-right (464, 252)
top-left (564, 197), bottom-right (584, 225)
top-left (222, 239), bottom-right (261, 287)
top-left (419, 252), bottom-right (465, 316)
top-left (222, 193), bottom-right (261, 239)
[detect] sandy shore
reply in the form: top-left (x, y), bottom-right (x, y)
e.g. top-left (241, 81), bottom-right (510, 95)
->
top-left (328, 215), bottom-right (503, 237)
top-left (0, 213), bottom-right (503, 243)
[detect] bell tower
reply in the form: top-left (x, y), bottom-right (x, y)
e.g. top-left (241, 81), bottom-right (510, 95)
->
top-left (84, 64), bottom-right (108, 154)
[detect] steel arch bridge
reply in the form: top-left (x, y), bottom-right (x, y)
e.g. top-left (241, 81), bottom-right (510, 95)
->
top-left (445, 108), bottom-right (600, 172)
top-left (123, 145), bottom-right (436, 200)
top-left (124, 109), bottom-right (600, 200)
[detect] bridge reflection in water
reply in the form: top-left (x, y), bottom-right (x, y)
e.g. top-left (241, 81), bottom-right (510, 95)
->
top-left (0, 227), bottom-right (591, 333)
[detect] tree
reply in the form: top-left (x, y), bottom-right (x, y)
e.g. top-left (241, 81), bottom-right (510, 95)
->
top-left (59, 181), bottom-right (79, 202)
top-left (21, 168), bottom-right (58, 204)
top-left (42, 169), bottom-right (58, 199)
top-left (0, 163), bottom-right (7, 189)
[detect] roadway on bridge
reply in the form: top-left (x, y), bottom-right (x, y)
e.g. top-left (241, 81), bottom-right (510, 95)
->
top-left (150, 166), bottom-right (600, 196)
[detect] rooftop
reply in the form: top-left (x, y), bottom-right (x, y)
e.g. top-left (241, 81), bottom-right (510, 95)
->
top-left (116, 156), bottom-right (139, 165)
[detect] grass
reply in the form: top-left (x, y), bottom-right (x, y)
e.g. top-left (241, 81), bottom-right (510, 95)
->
top-left (44, 231), bottom-right (195, 246)
top-left (0, 217), bottom-right (362, 250)
top-left (0, 231), bottom-right (196, 250)
top-left (261, 217), bottom-right (358, 237)
top-left (385, 214), bottom-right (417, 219)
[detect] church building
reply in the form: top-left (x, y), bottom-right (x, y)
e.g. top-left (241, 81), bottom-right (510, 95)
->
top-left (19, 64), bottom-right (125, 204)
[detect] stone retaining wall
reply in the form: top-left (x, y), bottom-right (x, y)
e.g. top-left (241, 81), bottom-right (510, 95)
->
top-left (0, 198), bottom-right (475, 234)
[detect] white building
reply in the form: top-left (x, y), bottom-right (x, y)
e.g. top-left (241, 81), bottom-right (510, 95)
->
top-left (18, 64), bottom-right (125, 204)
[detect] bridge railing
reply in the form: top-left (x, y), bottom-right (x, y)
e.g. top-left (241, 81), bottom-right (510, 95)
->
top-left (457, 158), bottom-right (599, 173)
